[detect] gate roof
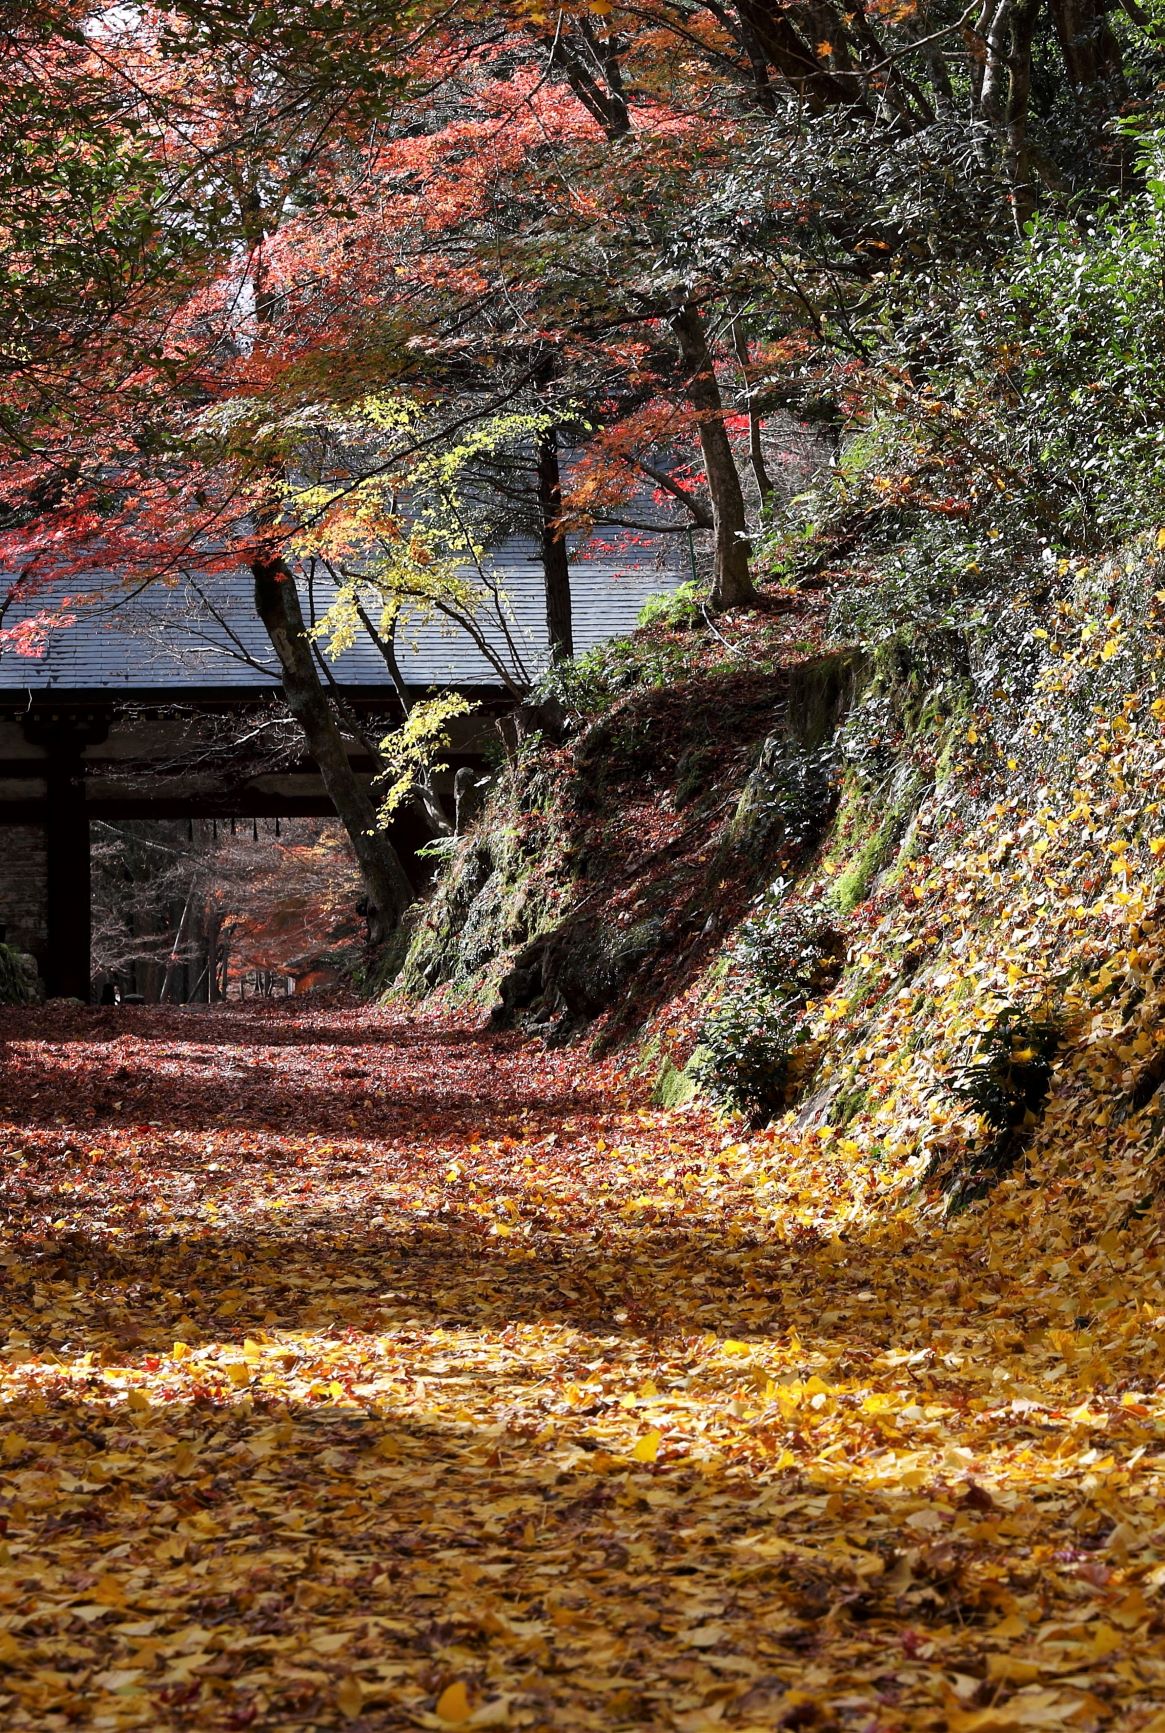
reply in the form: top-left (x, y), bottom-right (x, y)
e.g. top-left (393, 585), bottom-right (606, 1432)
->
top-left (0, 529), bottom-right (686, 697)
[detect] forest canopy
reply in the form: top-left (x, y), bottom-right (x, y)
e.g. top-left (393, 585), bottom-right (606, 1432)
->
top-left (3, 0), bottom-right (1164, 925)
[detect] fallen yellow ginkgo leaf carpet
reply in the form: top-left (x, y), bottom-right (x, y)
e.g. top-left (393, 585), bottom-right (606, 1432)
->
top-left (1, 1000), bottom-right (1164, 1730)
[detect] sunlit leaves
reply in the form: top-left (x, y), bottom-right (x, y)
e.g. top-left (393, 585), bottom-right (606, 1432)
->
top-left (376, 692), bottom-right (475, 819)
top-left (4, 984), bottom-right (1165, 1725)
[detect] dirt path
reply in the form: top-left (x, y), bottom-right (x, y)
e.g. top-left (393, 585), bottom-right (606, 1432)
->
top-left (1, 1002), bottom-right (1163, 1731)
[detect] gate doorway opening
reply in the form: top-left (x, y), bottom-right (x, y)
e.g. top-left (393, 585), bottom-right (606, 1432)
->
top-left (90, 817), bottom-right (365, 1005)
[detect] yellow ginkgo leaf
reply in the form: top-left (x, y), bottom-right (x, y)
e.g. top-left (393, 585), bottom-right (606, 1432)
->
top-left (986, 1652), bottom-right (1041, 1684)
top-left (436, 1681), bottom-right (472, 1724)
top-left (337, 1676), bottom-right (364, 1720)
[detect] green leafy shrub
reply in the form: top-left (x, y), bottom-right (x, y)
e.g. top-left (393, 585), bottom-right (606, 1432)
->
top-left (815, 130), bottom-right (1165, 680)
top-left (694, 890), bottom-right (842, 1122)
top-left (695, 988), bottom-right (808, 1125)
top-left (637, 580), bottom-right (703, 631)
top-left (534, 630), bottom-right (694, 724)
top-left (730, 740), bottom-right (837, 862)
top-left (999, 139), bottom-right (1165, 551)
top-left (949, 1002), bottom-right (1061, 1138)
top-left (739, 890), bottom-right (844, 1001)
top-left (932, 1001), bottom-right (1063, 1207)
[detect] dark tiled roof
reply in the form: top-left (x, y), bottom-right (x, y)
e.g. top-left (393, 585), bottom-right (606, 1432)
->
top-left (0, 529), bottom-right (688, 694)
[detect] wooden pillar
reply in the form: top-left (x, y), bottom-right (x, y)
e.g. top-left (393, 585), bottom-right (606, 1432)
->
top-left (23, 708), bottom-right (108, 1002)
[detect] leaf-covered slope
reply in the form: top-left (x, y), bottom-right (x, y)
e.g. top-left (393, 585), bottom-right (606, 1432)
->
top-left (740, 535), bottom-right (1165, 1205)
top-left (400, 531), bottom-right (1165, 1225)
top-left (394, 611), bottom-right (858, 1037)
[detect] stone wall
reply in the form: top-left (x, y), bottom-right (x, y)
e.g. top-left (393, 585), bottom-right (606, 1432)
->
top-left (0, 826), bottom-right (48, 964)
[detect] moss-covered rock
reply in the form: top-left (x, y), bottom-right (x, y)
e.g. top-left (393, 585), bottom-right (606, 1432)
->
top-left (489, 914), bottom-right (666, 1034)
top-left (0, 945), bottom-right (42, 1005)
top-left (833, 767), bottom-right (925, 915)
top-left (393, 751), bottom-right (565, 1002)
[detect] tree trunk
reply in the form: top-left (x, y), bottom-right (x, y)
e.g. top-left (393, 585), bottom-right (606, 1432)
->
top-left (732, 0), bottom-right (870, 114)
top-left (243, 193), bottom-right (414, 924)
top-left (205, 909), bottom-right (221, 1004)
top-left (731, 318), bottom-right (774, 507)
top-left (253, 556), bottom-right (415, 927)
top-left (670, 304), bottom-right (755, 610)
top-left (189, 896), bottom-right (209, 1003)
top-left (1005, 0), bottom-right (1042, 229)
top-left (162, 883), bottom-right (196, 1004)
top-left (1048, 0), bottom-right (1122, 88)
top-left (536, 427), bottom-right (575, 662)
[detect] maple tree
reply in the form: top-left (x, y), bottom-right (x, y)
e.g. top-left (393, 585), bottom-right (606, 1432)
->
top-left (0, 2), bottom-right (420, 923)
top-left (8, 6), bottom-right (1165, 1728)
top-left (4, 0), bottom-right (1157, 928)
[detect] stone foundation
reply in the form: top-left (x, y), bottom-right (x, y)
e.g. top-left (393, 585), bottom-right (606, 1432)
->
top-left (0, 826), bottom-right (48, 966)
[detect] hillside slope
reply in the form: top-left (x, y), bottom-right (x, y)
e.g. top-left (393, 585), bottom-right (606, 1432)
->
top-left (369, 542), bottom-right (1165, 1725)
top-left (396, 534), bottom-right (1165, 1231)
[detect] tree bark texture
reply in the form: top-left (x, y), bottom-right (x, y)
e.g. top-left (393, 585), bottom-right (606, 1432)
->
top-left (731, 319), bottom-right (774, 506)
top-left (536, 428), bottom-right (575, 663)
top-left (1005, 0), bottom-right (1043, 227)
top-left (670, 304), bottom-right (755, 610)
top-left (161, 882), bottom-right (195, 1005)
top-left (1048, 0), bottom-right (1122, 87)
top-left (253, 557), bottom-right (415, 926)
top-left (732, 0), bottom-right (865, 113)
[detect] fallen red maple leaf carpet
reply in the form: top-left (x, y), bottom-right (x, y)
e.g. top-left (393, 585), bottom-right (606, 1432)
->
top-left (1, 1001), bottom-right (1163, 1730)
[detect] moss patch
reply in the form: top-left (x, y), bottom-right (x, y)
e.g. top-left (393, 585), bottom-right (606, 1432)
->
top-left (0, 945), bottom-right (41, 1005)
top-left (833, 771), bottom-right (924, 915)
top-left (651, 1055), bottom-right (699, 1109)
